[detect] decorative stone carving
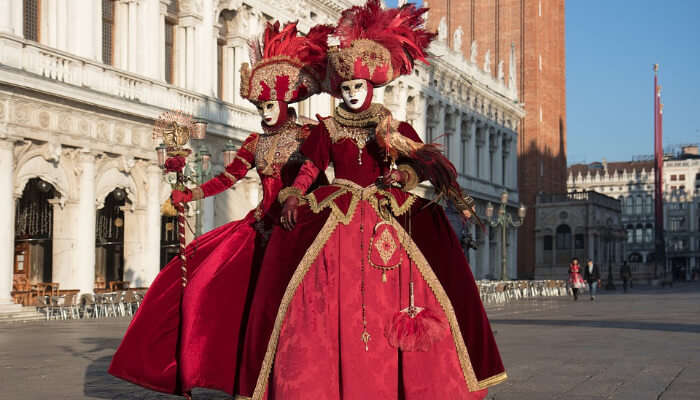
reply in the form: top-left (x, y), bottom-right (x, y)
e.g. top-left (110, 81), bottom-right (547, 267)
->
top-left (470, 40), bottom-right (477, 64)
top-left (509, 43), bottom-right (517, 91)
top-left (0, 101), bottom-right (5, 119)
top-left (58, 114), bottom-right (72, 133)
top-left (38, 111), bottom-right (51, 129)
top-left (438, 17), bottom-right (447, 42)
top-left (498, 60), bottom-right (504, 81)
top-left (78, 119), bottom-right (90, 136)
top-left (483, 49), bottom-right (491, 73)
top-left (13, 102), bottom-right (30, 124)
top-left (453, 26), bottom-right (463, 52)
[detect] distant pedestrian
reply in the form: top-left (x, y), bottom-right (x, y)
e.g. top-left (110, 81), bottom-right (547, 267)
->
top-left (568, 257), bottom-right (586, 301)
top-left (583, 259), bottom-right (601, 300)
top-left (620, 261), bottom-right (632, 293)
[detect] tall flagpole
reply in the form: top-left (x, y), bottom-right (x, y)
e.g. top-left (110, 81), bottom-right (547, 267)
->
top-left (653, 64), bottom-right (664, 279)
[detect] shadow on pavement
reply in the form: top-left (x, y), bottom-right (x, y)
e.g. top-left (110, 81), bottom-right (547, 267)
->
top-left (489, 318), bottom-right (700, 333)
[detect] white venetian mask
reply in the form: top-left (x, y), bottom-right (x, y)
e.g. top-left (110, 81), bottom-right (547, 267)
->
top-left (258, 100), bottom-right (281, 126)
top-left (340, 79), bottom-right (368, 111)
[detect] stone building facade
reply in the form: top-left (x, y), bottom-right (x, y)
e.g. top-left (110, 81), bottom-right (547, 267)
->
top-left (1, 0), bottom-right (524, 309)
top-left (567, 145), bottom-right (700, 281)
top-left (424, 0), bottom-right (567, 279)
top-left (534, 191), bottom-right (625, 281)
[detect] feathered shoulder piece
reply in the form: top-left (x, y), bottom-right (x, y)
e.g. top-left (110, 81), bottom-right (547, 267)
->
top-left (327, 0), bottom-right (435, 95)
top-left (241, 22), bottom-right (334, 104)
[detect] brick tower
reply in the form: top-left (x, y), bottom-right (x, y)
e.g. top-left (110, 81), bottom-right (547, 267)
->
top-left (425, 0), bottom-right (567, 279)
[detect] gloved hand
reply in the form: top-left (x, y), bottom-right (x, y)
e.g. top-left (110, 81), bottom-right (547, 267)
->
top-left (171, 188), bottom-right (193, 205)
top-left (281, 196), bottom-right (300, 231)
top-left (381, 169), bottom-right (408, 187)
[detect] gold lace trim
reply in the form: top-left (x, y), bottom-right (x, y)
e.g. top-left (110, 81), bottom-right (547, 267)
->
top-left (250, 204), bottom-right (495, 398)
top-left (234, 395), bottom-right (252, 400)
top-left (306, 185), bottom-right (361, 226)
top-left (333, 103), bottom-right (391, 128)
top-left (251, 214), bottom-right (342, 400)
top-left (478, 371), bottom-right (509, 389)
top-left (306, 181), bottom-right (416, 224)
top-left (234, 155), bottom-right (252, 170)
top-left (277, 186), bottom-right (307, 206)
top-left (222, 170), bottom-right (237, 183)
top-left (256, 123), bottom-right (304, 177)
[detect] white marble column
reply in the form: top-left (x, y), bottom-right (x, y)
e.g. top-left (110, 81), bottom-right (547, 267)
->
top-left (158, 3), bottom-right (167, 81)
top-left (0, 138), bottom-right (17, 305)
top-left (509, 228), bottom-right (518, 279)
top-left (175, 25), bottom-right (187, 86)
top-left (468, 119), bottom-right (477, 178)
top-left (115, 1), bottom-right (129, 70)
top-left (451, 113), bottom-right (462, 172)
top-left (75, 150), bottom-right (96, 294)
top-left (56, 0), bottom-right (68, 51)
top-left (483, 226), bottom-right (491, 279)
top-left (44, 0), bottom-right (58, 47)
top-left (67, 0), bottom-right (96, 59)
top-left (494, 131), bottom-right (503, 186)
top-left (223, 44), bottom-right (236, 103)
top-left (470, 224), bottom-right (479, 278)
top-left (0, 0), bottom-right (15, 34)
top-left (185, 25), bottom-right (196, 90)
top-left (144, 165), bottom-right (162, 285)
top-left (127, 0), bottom-right (138, 73)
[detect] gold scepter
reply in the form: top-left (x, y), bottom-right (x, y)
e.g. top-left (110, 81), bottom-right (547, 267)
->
top-left (152, 110), bottom-right (207, 399)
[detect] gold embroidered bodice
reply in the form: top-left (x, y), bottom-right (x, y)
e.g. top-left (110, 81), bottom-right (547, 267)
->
top-left (323, 104), bottom-right (393, 165)
top-left (255, 120), bottom-right (307, 177)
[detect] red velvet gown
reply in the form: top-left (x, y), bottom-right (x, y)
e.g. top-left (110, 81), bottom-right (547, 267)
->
top-left (237, 107), bottom-right (506, 400)
top-left (109, 119), bottom-right (325, 396)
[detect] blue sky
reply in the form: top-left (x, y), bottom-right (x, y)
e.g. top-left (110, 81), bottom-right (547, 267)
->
top-left (388, 0), bottom-right (700, 164)
top-left (566, 1), bottom-right (700, 164)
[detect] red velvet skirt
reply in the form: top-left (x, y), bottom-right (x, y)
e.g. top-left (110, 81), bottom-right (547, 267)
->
top-left (265, 200), bottom-right (487, 399)
top-left (109, 210), bottom-right (264, 396)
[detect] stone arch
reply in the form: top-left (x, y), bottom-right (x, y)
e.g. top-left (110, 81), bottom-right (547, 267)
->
top-left (94, 168), bottom-right (138, 210)
top-left (14, 155), bottom-right (71, 203)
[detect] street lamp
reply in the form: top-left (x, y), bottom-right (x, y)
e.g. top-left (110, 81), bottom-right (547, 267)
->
top-left (486, 191), bottom-right (526, 280)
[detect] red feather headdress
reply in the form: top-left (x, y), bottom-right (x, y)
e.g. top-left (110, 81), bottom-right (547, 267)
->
top-left (327, 0), bottom-right (435, 96)
top-left (241, 22), bottom-right (333, 104)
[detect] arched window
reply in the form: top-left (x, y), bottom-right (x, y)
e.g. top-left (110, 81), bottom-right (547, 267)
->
top-left (626, 224), bottom-right (634, 244)
top-left (645, 223), bottom-right (653, 243)
top-left (556, 225), bottom-right (572, 250)
top-left (635, 195), bottom-right (643, 214)
top-left (635, 224), bottom-right (643, 243)
top-left (644, 195), bottom-right (653, 214)
top-left (543, 235), bottom-right (553, 251)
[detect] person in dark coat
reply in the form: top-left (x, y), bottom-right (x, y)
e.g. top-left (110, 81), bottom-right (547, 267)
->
top-left (583, 259), bottom-right (601, 300)
top-left (620, 261), bottom-right (632, 293)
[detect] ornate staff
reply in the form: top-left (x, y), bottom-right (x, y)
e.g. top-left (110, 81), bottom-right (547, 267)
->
top-left (153, 111), bottom-right (207, 287)
top-left (153, 111), bottom-right (206, 399)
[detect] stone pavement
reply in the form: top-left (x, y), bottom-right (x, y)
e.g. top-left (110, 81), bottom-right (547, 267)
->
top-left (0, 283), bottom-right (698, 400)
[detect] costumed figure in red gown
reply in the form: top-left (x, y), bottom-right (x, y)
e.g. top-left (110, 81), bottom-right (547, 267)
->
top-left (236, 1), bottom-right (506, 399)
top-left (108, 21), bottom-right (332, 398)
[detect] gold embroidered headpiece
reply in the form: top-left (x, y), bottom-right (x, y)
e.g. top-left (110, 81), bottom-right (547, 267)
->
top-left (241, 22), bottom-right (333, 104)
top-left (327, 0), bottom-right (435, 97)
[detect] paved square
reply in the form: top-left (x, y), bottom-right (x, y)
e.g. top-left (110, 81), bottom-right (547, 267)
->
top-left (1, 283), bottom-right (698, 399)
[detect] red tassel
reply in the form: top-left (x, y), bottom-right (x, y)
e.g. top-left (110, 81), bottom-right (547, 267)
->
top-left (385, 307), bottom-right (446, 352)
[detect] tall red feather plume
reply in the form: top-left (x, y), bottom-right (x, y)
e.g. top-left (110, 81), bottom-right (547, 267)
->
top-left (261, 21), bottom-right (334, 74)
top-left (334, 0), bottom-right (435, 75)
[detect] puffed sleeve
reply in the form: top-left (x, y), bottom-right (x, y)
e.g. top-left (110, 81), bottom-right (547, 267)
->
top-left (198, 133), bottom-right (257, 198)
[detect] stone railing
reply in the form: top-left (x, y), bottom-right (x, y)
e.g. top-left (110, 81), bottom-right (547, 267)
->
top-left (538, 190), bottom-right (620, 211)
top-left (0, 33), bottom-right (260, 134)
